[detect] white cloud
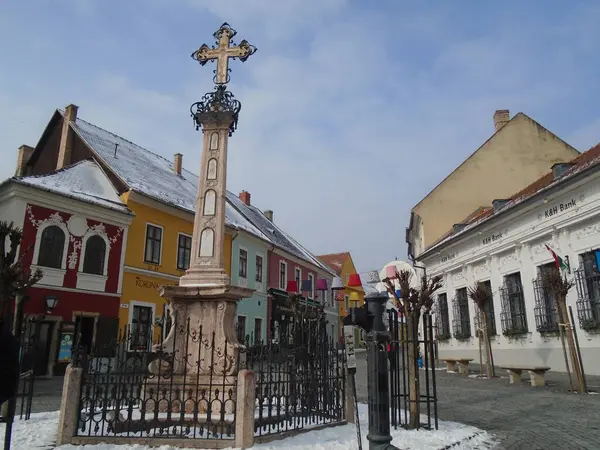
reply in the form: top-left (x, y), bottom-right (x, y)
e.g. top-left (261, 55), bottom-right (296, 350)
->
top-left (1, 1), bottom-right (600, 274)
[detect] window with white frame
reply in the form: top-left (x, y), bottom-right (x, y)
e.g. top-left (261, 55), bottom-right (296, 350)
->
top-left (239, 248), bottom-right (248, 278)
top-left (295, 268), bottom-right (301, 291)
top-left (177, 233), bottom-right (192, 270)
top-left (279, 261), bottom-right (287, 289)
top-left (82, 235), bottom-right (106, 275)
top-left (255, 255), bottom-right (263, 282)
top-left (38, 225), bottom-right (66, 269)
top-left (144, 224), bottom-right (162, 265)
top-left (308, 273), bottom-right (315, 299)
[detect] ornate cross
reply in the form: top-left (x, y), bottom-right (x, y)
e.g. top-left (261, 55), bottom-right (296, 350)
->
top-left (191, 22), bottom-right (257, 85)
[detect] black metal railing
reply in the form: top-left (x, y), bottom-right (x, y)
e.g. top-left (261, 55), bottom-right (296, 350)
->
top-left (451, 294), bottom-right (471, 340)
top-left (533, 277), bottom-right (559, 333)
top-left (574, 267), bottom-right (600, 330)
top-left (245, 318), bottom-right (345, 439)
top-left (434, 296), bottom-right (451, 341)
top-left (499, 283), bottom-right (528, 336)
top-left (388, 310), bottom-right (438, 431)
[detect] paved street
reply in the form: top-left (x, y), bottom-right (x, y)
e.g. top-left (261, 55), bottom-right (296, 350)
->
top-left (354, 354), bottom-right (600, 450)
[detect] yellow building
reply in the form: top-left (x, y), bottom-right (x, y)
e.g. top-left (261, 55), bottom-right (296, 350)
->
top-left (317, 252), bottom-right (365, 343)
top-left (118, 191), bottom-right (233, 343)
top-left (406, 109), bottom-right (580, 260)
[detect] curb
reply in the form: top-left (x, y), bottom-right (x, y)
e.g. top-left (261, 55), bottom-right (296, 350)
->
top-left (438, 430), bottom-right (487, 449)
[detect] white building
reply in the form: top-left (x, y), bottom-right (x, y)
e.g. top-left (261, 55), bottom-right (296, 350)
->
top-left (417, 144), bottom-right (600, 375)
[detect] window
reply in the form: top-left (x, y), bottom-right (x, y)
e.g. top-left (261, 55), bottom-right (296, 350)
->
top-left (452, 288), bottom-right (471, 339)
top-left (38, 225), bottom-right (65, 269)
top-left (295, 268), bottom-right (301, 291)
top-left (236, 315), bottom-right (246, 343)
top-left (322, 289), bottom-right (328, 305)
top-left (308, 273), bottom-right (315, 299)
top-left (533, 263), bottom-right (559, 333)
top-left (344, 294), bottom-right (349, 311)
top-left (254, 318), bottom-right (262, 344)
top-left (255, 255), bottom-right (263, 282)
top-left (177, 234), bottom-right (192, 270)
top-left (476, 280), bottom-right (497, 336)
top-left (144, 224), bottom-right (162, 265)
top-left (131, 305), bottom-right (153, 351)
top-left (82, 235), bottom-right (106, 275)
top-left (436, 293), bottom-right (451, 340)
top-left (500, 272), bottom-right (528, 335)
top-left (238, 248), bottom-right (248, 278)
top-left (279, 261), bottom-right (287, 289)
top-left (575, 251), bottom-right (600, 330)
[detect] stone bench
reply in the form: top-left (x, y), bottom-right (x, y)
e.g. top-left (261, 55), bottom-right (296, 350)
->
top-left (441, 358), bottom-right (473, 375)
top-left (499, 365), bottom-right (551, 387)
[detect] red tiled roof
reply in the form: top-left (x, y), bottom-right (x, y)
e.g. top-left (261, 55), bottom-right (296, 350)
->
top-left (317, 252), bottom-right (351, 275)
top-left (425, 142), bottom-right (600, 252)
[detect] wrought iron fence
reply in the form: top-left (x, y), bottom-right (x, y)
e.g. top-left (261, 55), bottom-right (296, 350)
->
top-left (574, 267), bottom-right (600, 330)
top-left (532, 278), bottom-right (559, 333)
top-left (499, 283), bottom-right (528, 336)
top-left (245, 316), bottom-right (345, 439)
top-left (72, 307), bottom-right (345, 443)
top-left (73, 318), bottom-right (240, 441)
top-left (387, 309), bottom-right (438, 431)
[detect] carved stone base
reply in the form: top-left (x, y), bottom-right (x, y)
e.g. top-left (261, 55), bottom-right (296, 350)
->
top-left (157, 284), bottom-right (255, 378)
top-left (142, 375), bottom-right (237, 415)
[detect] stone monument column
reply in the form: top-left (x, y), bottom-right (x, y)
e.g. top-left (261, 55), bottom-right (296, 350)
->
top-left (151, 22), bottom-right (256, 387)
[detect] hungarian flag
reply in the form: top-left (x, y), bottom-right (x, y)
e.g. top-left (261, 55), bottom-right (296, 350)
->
top-left (545, 244), bottom-right (569, 271)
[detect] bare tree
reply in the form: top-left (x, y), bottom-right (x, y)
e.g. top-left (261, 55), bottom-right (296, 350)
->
top-left (384, 269), bottom-right (442, 429)
top-left (0, 221), bottom-right (42, 330)
top-left (540, 268), bottom-right (585, 392)
top-left (468, 282), bottom-right (495, 378)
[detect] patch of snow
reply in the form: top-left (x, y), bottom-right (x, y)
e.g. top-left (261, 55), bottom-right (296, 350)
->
top-left (1, 404), bottom-right (494, 450)
top-left (15, 160), bottom-right (129, 214)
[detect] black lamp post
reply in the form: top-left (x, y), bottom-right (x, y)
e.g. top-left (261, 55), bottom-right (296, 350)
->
top-left (344, 291), bottom-right (400, 450)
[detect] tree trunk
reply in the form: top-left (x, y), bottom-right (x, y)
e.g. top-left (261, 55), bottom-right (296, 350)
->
top-left (407, 312), bottom-right (420, 429)
top-left (557, 297), bottom-right (585, 392)
top-left (481, 310), bottom-right (494, 378)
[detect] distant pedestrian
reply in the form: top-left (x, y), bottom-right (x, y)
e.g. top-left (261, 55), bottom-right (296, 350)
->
top-left (0, 330), bottom-right (20, 406)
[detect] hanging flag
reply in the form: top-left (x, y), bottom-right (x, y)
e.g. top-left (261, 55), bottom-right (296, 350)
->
top-left (364, 270), bottom-right (380, 283)
top-left (335, 291), bottom-right (345, 302)
top-left (545, 244), bottom-right (569, 271)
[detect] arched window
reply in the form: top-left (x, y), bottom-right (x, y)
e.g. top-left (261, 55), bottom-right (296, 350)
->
top-left (82, 235), bottom-right (107, 275)
top-left (38, 225), bottom-right (66, 269)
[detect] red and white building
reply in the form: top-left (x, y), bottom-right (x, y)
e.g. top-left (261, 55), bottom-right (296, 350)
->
top-left (0, 159), bottom-right (132, 377)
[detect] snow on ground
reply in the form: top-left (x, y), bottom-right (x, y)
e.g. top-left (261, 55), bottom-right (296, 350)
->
top-left (1, 404), bottom-right (495, 450)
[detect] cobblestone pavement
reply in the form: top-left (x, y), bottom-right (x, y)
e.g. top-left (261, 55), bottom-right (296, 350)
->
top-left (354, 355), bottom-right (600, 450)
top-left (15, 376), bottom-right (63, 415)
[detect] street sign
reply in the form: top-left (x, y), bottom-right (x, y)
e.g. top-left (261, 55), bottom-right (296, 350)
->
top-left (344, 325), bottom-right (356, 369)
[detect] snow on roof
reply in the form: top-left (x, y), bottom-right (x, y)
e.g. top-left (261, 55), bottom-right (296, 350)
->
top-left (70, 115), bottom-right (267, 240)
top-left (68, 112), bottom-right (327, 269)
top-left (14, 160), bottom-right (130, 214)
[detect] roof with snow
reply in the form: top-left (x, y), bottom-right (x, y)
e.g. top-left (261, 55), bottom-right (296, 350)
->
top-left (64, 110), bottom-right (330, 272)
top-left (420, 142), bottom-right (600, 257)
top-left (9, 160), bottom-right (131, 214)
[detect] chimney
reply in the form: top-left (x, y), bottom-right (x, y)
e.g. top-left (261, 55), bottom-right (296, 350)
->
top-left (239, 190), bottom-right (251, 206)
top-left (264, 209), bottom-right (273, 222)
top-left (174, 153), bottom-right (183, 175)
top-left (56, 104), bottom-right (79, 170)
top-left (15, 145), bottom-right (34, 177)
top-left (493, 109), bottom-right (510, 132)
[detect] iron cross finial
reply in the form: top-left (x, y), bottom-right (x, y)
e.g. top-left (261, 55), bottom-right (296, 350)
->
top-left (191, 22), bottom-right (257, 85)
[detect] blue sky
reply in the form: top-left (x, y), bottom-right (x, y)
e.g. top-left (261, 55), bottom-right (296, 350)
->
top-left (1, 0), bottom-right (599, 274)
